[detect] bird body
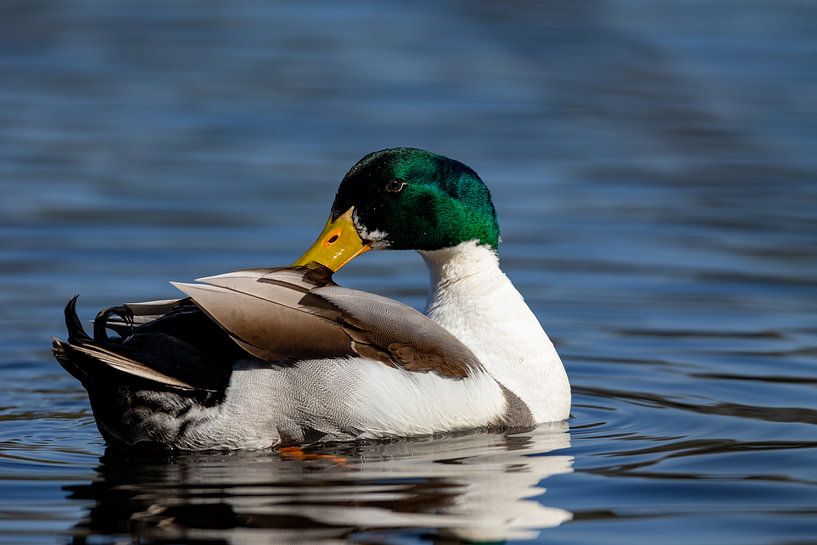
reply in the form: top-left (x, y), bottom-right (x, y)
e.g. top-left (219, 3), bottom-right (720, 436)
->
top-left (52, 148), bottom-right (570, 450)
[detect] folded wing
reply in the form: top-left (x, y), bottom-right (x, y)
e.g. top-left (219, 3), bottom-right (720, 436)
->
top-left (173, 265), bottom-right (481, 379)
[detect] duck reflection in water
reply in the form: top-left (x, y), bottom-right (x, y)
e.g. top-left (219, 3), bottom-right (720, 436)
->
top-left (64, 424), bottom-right (573, 543)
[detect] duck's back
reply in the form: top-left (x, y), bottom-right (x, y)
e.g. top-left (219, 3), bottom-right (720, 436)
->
top-left (53, 266), bottom-right (530, 450)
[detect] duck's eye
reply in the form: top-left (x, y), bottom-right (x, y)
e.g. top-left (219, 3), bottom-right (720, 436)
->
top-left (384, 179), bottom-right (406, 193)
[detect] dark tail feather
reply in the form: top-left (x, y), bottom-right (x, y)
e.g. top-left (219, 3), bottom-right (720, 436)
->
top-left (55, 295), bottom-right (227, 400)
top-left (94, 305), bottom-right (133, 342)
top-left (52, 337), bottom-right (92, 386)
top-left (65, 295), bottom-right (92, 345)
top-left (52, 336), bottom-right (199, 392)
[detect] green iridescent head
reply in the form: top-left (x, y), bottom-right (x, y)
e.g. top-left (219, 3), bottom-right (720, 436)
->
top-left (331, 148), bottom-right (500, 251)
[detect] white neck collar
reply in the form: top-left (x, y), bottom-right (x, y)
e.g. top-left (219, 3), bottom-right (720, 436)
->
top-left (419, 240), bottom-right (501, 289)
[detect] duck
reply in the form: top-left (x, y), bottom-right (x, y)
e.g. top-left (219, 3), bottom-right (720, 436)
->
top-left (52, 147), bottom-right (570, 450)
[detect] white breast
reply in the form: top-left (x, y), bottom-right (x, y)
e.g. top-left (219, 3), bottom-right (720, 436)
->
top-left (421, 241), bottom-right (571, 423)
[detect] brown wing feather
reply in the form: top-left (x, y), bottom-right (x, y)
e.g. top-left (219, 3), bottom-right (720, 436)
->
top-left (316, 285), bottom-right (476, 378)
top-left (172, 266), bottom-right (480, 379)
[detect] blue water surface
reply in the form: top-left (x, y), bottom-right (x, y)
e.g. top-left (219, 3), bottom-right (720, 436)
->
top-left (1, 1), bottom-right (816, 544)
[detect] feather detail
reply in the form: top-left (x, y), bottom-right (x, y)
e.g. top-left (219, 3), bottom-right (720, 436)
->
top-left (174, 266), bottom-right (481, 379)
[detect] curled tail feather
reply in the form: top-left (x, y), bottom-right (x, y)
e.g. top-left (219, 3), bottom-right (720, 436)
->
top-left (53, 296), bottom-right (202, 392)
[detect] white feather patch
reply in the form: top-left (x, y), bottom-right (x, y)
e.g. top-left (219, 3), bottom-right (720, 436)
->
top-left (184, 357), bottom-right (508, 449)
top-left (347, 360), bottom-right (507, 437)
top-left (352, 210), bottom-right (390, 248)
top-left (420, 241), bottom-right (571, 423)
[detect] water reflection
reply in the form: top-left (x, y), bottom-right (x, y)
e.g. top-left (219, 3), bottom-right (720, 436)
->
top-left (64, 425), bottom-right (572, 543)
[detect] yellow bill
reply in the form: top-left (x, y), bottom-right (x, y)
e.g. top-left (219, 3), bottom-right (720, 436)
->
top-left (292, 207), bottom-right (371, 272)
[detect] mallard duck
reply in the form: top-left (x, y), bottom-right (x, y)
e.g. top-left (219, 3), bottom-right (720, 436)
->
top-left (53, 148), bottom-right (570, 450)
